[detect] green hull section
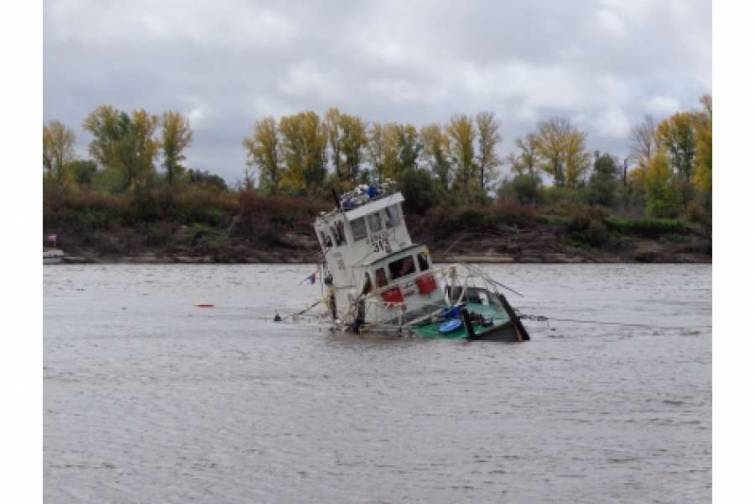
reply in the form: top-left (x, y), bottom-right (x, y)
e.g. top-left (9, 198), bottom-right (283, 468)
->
top-left (409, 302), bottom-right (512, 340)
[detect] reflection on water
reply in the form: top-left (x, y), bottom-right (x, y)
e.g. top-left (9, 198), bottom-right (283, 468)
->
top-left (44, 264), bottom-right (711, 503)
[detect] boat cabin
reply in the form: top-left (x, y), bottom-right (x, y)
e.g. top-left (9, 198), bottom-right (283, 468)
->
top-left (315, 192), bottom-right (410, 289)
top-left (314, 187), bottom-right (442, 322)
top-left (362, 245), bottom-right (437, 302)
top-left (315, 193), bottom-right (410, 257)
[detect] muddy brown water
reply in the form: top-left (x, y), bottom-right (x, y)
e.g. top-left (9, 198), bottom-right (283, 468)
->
top-left (44, 264), bottom-right (711, 503)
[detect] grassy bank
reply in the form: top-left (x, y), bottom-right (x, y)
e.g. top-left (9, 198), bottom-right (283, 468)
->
top-left (43, 186), bottom-right (711, 263)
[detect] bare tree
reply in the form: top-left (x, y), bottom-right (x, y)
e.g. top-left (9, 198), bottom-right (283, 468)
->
top-left (507, 134), bottom-right (540, 176)
top-left (475, 111), bottom-right (502, 192)
top-left (628, 115), bottom-right (657, 170)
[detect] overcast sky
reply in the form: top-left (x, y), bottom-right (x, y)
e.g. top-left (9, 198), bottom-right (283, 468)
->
top-left (44, 0), bottom-right (711, 184)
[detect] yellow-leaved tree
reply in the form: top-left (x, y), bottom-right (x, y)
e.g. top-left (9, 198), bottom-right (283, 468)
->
top-left (278, 111), bottom-right (328, 196)
top-left (475, 111), bottom-right (502, 193)
top-left (243, 116), bottom-right (281, 194)
top-left (161, 111), bottom-right (193, 186)
top-left (420, 124), bottom-right (452, 191)
top-left (447, 114), bottom-right (478, 200)
top-left (83, 105), bottom-right (159, 190)
top-left (533, 117), bottom-right (589, 187)
top-left (656, 112), bottom-right (697, 181)
top-left (692, 95), bottom-right (712, 201)
top-left (43, 120), bottom-right (76, 186)
top-left (644, 149), bottom-right (682, 218)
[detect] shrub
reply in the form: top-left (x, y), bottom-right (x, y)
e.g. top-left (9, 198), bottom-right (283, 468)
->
top-left (68, 160), bottom-right (98, 186)
top-left (234, 191), bottom-right (328, 244)
top-left (584, 153), bottom-right (619, 207)
top-left (43, 187), bottom-right (129, 232)
top-left (569, 220), bottom-right (611, 248)
top-left (144, 222), bottom-right (175, 247)
top-left (399, 169), bottom-right (439, 215)
top-left (171, 187), bottom-right (238, 226)
top-left (186, 169), bottom-right (228, 191)
top-left (604, 218), bottom-right (687, 237)
top-left (91, 166), bottom-right (127, 193)
top-left (562, 204), bottom-right (613, 248)
top-left (542, 185), bottom-right (580, 207)
top-left (497, 174), bottom-right (543, 206)
top-left (490, 203), bottom-right (538, 228)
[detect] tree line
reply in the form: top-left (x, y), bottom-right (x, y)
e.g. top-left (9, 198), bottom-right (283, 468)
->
top-left (243, 109), bottom-right (504, 205)
top-left (43, 96), bottom-right (712, 221)
top-left (43, 105), bottom-right (225, 193)
top-left (244, 99), bottom-right (711, 219)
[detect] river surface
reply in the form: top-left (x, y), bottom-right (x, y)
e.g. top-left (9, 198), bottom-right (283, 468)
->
top-left (44, 264), bottom-right (711, 503)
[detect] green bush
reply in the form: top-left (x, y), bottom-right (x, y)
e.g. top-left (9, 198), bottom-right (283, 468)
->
top-left (569, 220), bottom-right (611, 248)
top-left (542, 186), bottom-right (580, 207)
top-left (584, 153), bottom-right (619, 207)
top-left (186, 169), bottom-right (228, 191)
top-left (43, 187), bottom-right (128, 232)
top-left (172, 192), bottom-right (236, 226)
top-left (91, 166), bottom-right (127, 193)
top-left (68, 160), bottom-right (98, 186)
top-left (491, 203), bottom-right (538, 228)
top-left (537, 214), bottom-right (570, 227)
top-left (497, 174), bottom-right (543, 205)
top-left (399, 169), bottom-right (439, 215)
top-left (604, 218), bottom-right (687, 237)
top-left (233, 191), bottom-right (328, 245)
top-left (144, 222), bottom-right (175, 247)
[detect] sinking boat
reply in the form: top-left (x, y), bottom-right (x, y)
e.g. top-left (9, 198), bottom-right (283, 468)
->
top-left (298, 181), bottom-right (529, 342)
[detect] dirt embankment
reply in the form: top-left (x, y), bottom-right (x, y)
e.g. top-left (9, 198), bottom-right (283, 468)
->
top-left (56, 221), bottom-right (711, 265)
top-left (45, 189), bottom-right (711, 264)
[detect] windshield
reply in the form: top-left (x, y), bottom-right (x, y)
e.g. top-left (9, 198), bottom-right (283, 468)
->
top-left (388, 256), bottom-right (416, 280)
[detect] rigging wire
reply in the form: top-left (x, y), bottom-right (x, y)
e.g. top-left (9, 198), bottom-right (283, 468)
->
top-left (461, 263), bottom-right (525, 297)
top-left (518, 313), bottom-right (710, 331)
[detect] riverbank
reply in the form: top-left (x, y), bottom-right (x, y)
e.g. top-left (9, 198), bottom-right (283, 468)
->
top-left (45, 188), bottom-right (711, 264)
top-left (56, 225), bottom-right (710, 264)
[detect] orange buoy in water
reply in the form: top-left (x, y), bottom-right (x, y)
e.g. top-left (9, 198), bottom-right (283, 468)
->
top-left (194, 303), bottom-right (214, 308)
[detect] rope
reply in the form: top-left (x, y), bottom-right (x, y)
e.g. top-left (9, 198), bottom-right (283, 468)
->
top-left (275, 299), bottom-right (323, 322)
top-left (519, 313), bottom-right (711, 330)
top-left (461, 264), bottom-right (525, 297)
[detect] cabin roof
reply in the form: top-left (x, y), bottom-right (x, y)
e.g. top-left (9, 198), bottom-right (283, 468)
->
top-left (361, 243), bottom-right (426, 267)
top-left (344, 193), bottom-right (404, 221)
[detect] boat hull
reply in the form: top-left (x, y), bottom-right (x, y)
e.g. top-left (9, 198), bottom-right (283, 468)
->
top-left (407, 293), bottom-right (530, 343)
top-left (466, 320), bottom-right (523, 342)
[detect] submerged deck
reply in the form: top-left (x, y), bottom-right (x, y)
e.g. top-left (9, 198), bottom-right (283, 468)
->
top-left (409, 302), bottom-right (512, 339)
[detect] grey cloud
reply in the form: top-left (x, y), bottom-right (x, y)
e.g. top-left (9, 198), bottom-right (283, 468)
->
top-left (44, 0), bottom-right (711, 183)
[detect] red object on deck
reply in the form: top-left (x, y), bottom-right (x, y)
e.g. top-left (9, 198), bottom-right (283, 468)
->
top-left (380, 286), bottom-right (404, 304)
top-left (415, 274), bottom-right (438, 295)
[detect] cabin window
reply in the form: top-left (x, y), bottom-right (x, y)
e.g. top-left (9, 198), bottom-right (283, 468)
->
top-left (384, 205), bottom-right (400, 228)
top-left (351, 217), bottom-right (367, 241)
top-left (367, 212), bottom-right (382, 233)
top-left (333, 221), bottom-right (346, 246)
top-left (388, 256), bottom-right (416, 280)
top-left (375, 268), bottom-right (387, 287)
top-left (417, 251), bottom-right (430, 271)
